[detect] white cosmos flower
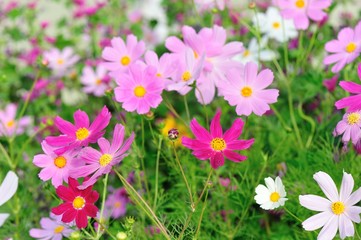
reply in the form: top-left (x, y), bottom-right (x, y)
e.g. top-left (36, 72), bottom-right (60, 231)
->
top-left (253, 7), bottom-right (298, 43)
top-left (300, 171), bottom-right (361, 240)
top-left (233, 38), bottom-right (276, 65)
top-left (254, 176), bottom-right (287, 210)
top-left (0, 171), bottom-right (19, 227)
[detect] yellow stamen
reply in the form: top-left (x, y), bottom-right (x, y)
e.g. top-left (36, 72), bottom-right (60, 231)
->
top-left (347, 112), bottom-right (360, 125)
top-left (54, 226), bottom-right (64, 234)
top-left (120, 56), bottom-right (131, 66)
top-left (346, 42), bottom-right (357, 53)
top-left (241, 86), bottom-right (253, 97)
top-left (114, 201), bottom-right (122, 208)
top-left (134, 86), bottom-right (146, 97)
top-left (331, 201), bottom-right (345, 215)
top-left (182, 71), bottom-right (192, 82)
top-left (76, 127), bottom-right (90, 141)
top-left (210, 138), bottom-right (226, 151)
top-left (194, 51), bottom-right (199, 59)
top-left (273, 22), bottom-right (281, 29)
top-left (6, 120), bottom-right (15, 128)
top-left (243, 50), bottom-right (250, 57)
top-left (295, 0), bottom-right (305, 8)
top-left (270, 192), bottom-right (280, 202)
top-left (99, 154), bottom-right (112, 166)
top-left (73, 196), bottom-right (85, 209)
top-left (156, 73), bottom-right (162, 77)
top-left (54, 156), bottom-right (67, 168)
top-left (95, 79), bottom-right (102, 85)
top-left (57, 58), bottom-right (64, 65)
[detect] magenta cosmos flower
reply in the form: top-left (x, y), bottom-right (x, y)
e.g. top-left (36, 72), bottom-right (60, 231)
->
top-left (71, 124), bottom-right (135, 189)
top-left (333, 111), bottom-right (361, 144)
top-left (300, 171), bottom-right (361, 240)
top-left (0, 103), bottom-right (31, 137)
top-left (29, 213), bottom-right (74, 240)
top-left (33, 141), bottom-right (82, 187)
top-left (324, 22), bottom-right (361, 73)
top-left (220, 62), bottom-right (279, 116)
top-left (335, 64), bottom-right (361, 112)
top-left (274, 0), bottom-right (331, 30)
top-left (113, 63), bottom-right (164, 114)
top-left (52, 178), bottom-right (99, 229)
top-left (182, 110), bottom-right (254, 169)
top-left (45, 106), bottom-right (111, 154)
top-left (101, 35), bottom-right (145, 74)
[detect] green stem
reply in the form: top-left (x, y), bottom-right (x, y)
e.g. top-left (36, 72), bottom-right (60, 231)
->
top-left (184, 94), bottom-right (191, 123)
top-left (0, 142), bottom-right (14, 169)
top-left (270, 105), bottom-right (292, 132)
top-left (96, 173), bottom-right (109, 239)
top-left (194, 189), bottom-right (209, 238)
top-left (284, 207), bottom-right (303, 224)
top-left (297, 103), bottom-right (316, 148)
top-left (153, 137), bottom-right (163, 210)
top-left (140, 117), bottom-right (150, 199)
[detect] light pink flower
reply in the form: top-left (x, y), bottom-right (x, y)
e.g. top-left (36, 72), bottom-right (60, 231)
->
top-left (43, 47), bottom-right (79, 77)
top-left (324, 22), bottom-right (361, 73)
top-left (144, 50), bottom-right (176, 84)
top-left (80, 65), bottom-right (110, 96)
top-left (333, 111), bottom-right (361, 144)
top-left (300, 171), bottom-right (361, 240)
top-left (220, 62), bottom-right (279, 116)
top-left (113, 63), bottom-right (164, 114)
top-left (274, 0), bottom-right (331, 30)
top-left (0, 103), bottom-right (31, 137)
top-left (29, 213), bottom-right (74, 240)
top-left (33, 141), bottom-right (81, 187)
top-left (182, 110), bottom-right (254, 169)
top-left (104, 188), bottom-right (129, 219)
top-left (101, 35), bottom-right (145, 74)
top-left (71, 124), bottom-right (134, 189)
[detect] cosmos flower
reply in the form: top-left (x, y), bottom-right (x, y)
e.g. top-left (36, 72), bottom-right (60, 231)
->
top-left (220, 62), bottom-right (279, 116)
top-left (45, 106), bottom-right (111, 154)
top-left (333, 111), bottom-right (361, 144)
top-left (43, 47), bottom-right (79, 77)
top-left (52, 178), bottom-right (99, 229)
top-left (300, 171), bottom-right (361, 240)
top-left (104, 188), bottom-right (129, 219)
top-left (182, 110), bottom-right (254, 169)
top-left (71, 124), bottom-right (134, 189)
top-left (254, 176), bottom-right (287, 210)
top-left (0, 103), bottom-right (31, 137)
top-left (29, 213), bottom-right (74, 240)
top-left (0, 171), bottom-right (18, 227)
top-left (233, 38), bottom-right (276, 65)
top-left (80, 65), bottom-right (110, 97)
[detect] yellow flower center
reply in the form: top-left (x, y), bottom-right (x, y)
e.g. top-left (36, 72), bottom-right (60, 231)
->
top-left (6, 120), bottom-right (15, 128)
top-left (114, 201), bottom-right (122, 208)
top-left (270, 192), bottom-right (280, 202)
top-left (120, 56), bottom-right (131, 66)
top-left (96, 79), bottom-right (102, 85)
top-left (99, 153), bottom-right (113, 166)
top-left (295, 0), bottom-right (305, 8)
top-left (346, 42), bottom-right (357, 53)
top-left (194, 51), bottom-right (199, 59)
top-left (243, 50), bottom-right (250, 57)
top-left (54, 225), bottom-right (64, 234)
top-left (76, 127), bottom-right (90, 141)
top-left (156, 73), bottom-right (162, 77)
top-left (54, 156), bottom-right (67, 168)
top-left (347, 112), bottom-right (360, 125)
top-left (182, 71), bottom-right (192, 82)
top-left (273, 22), bottom-right (281, 29)
top-left (331, 201), bottom-right (345, 215)
top-left (73, 196), bottom-right (86, 209)
top-left (134, 86), bottom-right (146, 97)
top-left (210, 138), bottom-right (226, 151)
top-left (57, 58), bottom-right (64, 65)
top-left (241, 86), bottom-right (253, 97)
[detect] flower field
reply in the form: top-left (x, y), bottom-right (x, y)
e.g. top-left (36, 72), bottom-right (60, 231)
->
top-left (1, 0), bottom-right (361, 239)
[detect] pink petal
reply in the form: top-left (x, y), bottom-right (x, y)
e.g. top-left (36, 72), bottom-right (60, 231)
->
top-left (74, 110), bottom-right (90, 128)
top-left (189, 118), bottom-right (212, 142)
top-left (223, 150), bottom-right (247, 162)
top-left (244, 62), bottom-right (258, 85)
top-left (56, 186), bottom-right (75, 202)
top-left (75, 211), bottom-right (88, 228)
top-left (339, 81), bottom-right (361, 94)
top-left (98, 138), bottom-right (111, 153)
top-left (84, 204), bottom-right (98, 217)
top-left (210, 152), bottom-right (224, 169)
top-left (52, 202), bottom-right (72, 215)
top-left (226, 139), bottom-right (255, 151)
top-left (61, 209), bottom-right (77, 223)
top-left (254, 69), bottom-right (274, 90)
top-left (54, 117), bottom-right (76, 136)
top-left (223, 119), bottom-right (244, 142)
top-left (210, 110), bottom-right (222, 138)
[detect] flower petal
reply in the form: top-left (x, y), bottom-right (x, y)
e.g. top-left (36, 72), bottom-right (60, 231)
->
top-left (299, 194), bottom-right (331, 212)
top-left (301, 211), bottom-right (332, 231)
top-left (313, 171), bottom-right (339, 202)
top-left (223, 118), bottom-right (244, 142)
top-left (0, 171), bottom-right (18, 206)
top-left (210, 110), bottom-right (222, 138)
top-left (317, 215), bottom-right (338, 240)
top-left (340, 171), bottom-right (354, 202)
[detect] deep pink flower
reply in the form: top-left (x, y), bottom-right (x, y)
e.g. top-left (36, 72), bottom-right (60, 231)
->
top-left (101, 35), bottom-right (145, 74)
top-left (219, 62), bottom-right (279, 116)
top-left (29, 213), bottom-right (74, 239)
top-left (113, 63), bottom-right (164, 114)
top-left (45, 106), bottom-right (111, 154)
top-left (274, 0), bottom-right (331, 30)
top-left (333, 111), bottom-right (361, 144)
top-left (52, 178), bottom-right (99, 229)
top-left (182, 110), bottom-right (254, 169)
top-left (71, 124), bottom-right (134, 189)
top-left (324, 22), bottom-right (361, 73)
top-left (323, 75), bottom-right (338, 92)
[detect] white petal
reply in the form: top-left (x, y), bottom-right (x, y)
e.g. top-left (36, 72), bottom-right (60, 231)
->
top-left (340, 171), bottom-right (354, 202)
top-left (264, 177), bottom-right (276, 192)
top-left (346, 187), bottom-right (361, 206)
top-left (345, 206), bottom-right (361, 223)
top-left (260, 201), bottom-right (273, 210)
top-left (302, 211), bottom-right (332, 231)
top-left (313, 171), bottom-right (339, 202)
top-left (339, 214), bottom-right (354, 239)
top-left (275, 176), bottom-right (286, 197)
top-left (0, 171), bottom-right (18, 206)
top-left (317, 215), bottom-right (338, 240)
top-left (299, 195), bottom-right (331, 212)
top-left (0, 213), bottom-right (9, 227)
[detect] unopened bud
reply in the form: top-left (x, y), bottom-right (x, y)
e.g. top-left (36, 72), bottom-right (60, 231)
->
top-left (41, 59), bottom-right (49, 66)
top-left (168, 128), bottom-right (179, 141)
top-left (69, 231), bottom-right (81, 240)
top-left (145, 111), bottom-right (154, 120)
top-left (116, 232), bottom-right (127, 240)
top-left (126, 216), bottom-right (135, 225)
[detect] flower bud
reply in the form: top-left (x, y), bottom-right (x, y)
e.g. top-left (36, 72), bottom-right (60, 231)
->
top-left (116, 232), bottom-right (127, 240)
top-left (168, 128), bottom-right (179, 141)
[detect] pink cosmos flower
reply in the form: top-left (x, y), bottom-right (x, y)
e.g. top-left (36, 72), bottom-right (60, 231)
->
top-left (300, 171), bottom-right (361, 240)
top-left (29, 213), bottom-right (74, 240)
top-left (182, 110), bottom-right (254, 169)
top-left (0, 103), bottom-right (31, 137)
top-left (101, 35), bottom-right (145, 74)
top-left (274, 0), bottom-right (332, 30)
top-left (45, 106), bottom-right (111, 154)
top-left (33, 141), bottom-right (82, 187)
top-left (324, 22), bottom-right (361, 73)
top-left (43, 47), bottom-right (79, 77)
top-left (104, 188), bottom-right (129, 218)
top-left (80, 65), bottom-right (110, 97)
top-left (71, 124), bottom-right (134, 189)
top-left (335, 64), bottom-right (361, 112)
top-left (113, 63), bottom-right (164, 114)
top-left (333, 111), bottom-right (361, 144)
top-left (144, 51), bottom-right (176, 84)
top-left (220, 62), bottom-right (279, 116)
top-left (52, 178), bottom-right (99, 229)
